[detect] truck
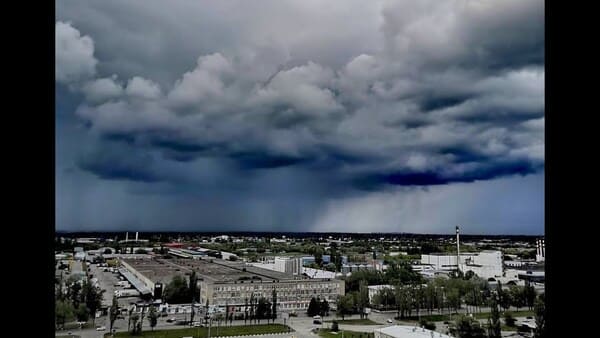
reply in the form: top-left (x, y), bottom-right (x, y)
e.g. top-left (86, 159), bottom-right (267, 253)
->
top-left (114, 289), bottom-right (140, 298)
top-left (114, 281), bottom-right (131, 288)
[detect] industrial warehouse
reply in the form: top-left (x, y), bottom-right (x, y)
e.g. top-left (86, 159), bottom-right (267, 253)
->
top-left (119, 256), bottom-right (345, 311)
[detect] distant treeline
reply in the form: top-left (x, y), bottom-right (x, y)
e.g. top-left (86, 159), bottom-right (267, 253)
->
top-left (55, 231), bottom-right (540, 241)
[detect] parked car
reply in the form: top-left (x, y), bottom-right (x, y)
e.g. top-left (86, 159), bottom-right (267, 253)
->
top-left (166, 317), bottom-right (176, 323)
top-left (96, 326), bottom-right (106, 331)
top-left (387, 318), bottom-right (393, 323)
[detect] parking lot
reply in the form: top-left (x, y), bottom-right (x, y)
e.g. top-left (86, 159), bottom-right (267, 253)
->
top-left (88, 263), bottom-right (142, 308)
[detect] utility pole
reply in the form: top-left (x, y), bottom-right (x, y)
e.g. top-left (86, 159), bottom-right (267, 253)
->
top-left (456, 226), bottom-right (461, 274)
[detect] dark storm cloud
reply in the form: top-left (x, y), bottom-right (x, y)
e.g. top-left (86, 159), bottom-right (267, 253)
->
top-left (232, 151), bottom-right (309, 170)
top-left (355, 160), bottom-right (540, 189)
top-left (55, 0), bottom-right (544, 233)
top-left (417, 95), bottom-right (473, 113)
top-left (77, 146), bottom-right (162, 182)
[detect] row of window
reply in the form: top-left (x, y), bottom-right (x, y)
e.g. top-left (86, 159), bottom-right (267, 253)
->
top-left (213, 283), bottom-right (340, 293)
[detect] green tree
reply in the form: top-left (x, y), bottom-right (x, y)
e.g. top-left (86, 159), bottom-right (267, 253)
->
top-left (130, 313), bottom-right (140, 335)
top-left (75, 303), bottom-right (90, 323)
top-left (163, 275), bottom-right (191, 304)
top-left (320, 299), bottom-right (330, 316)
top-left (419, 318), bottom-right (435, 330)
top-left (504, 312), bottom-right (516, 327)
top-left (524, 284), bottom-right (536, 310)
top-left (534, 293), bottom-right (545, 338)
top-left (315, 247), bottom-right (324, 266)
top-left (148, 306), bottom-right (158, 331)
top-left (249, 293), bottom-right (255, 323)
top-left (509, 286), bottom-right (525, 311)
top-left (189, 271), bottom-right (198, 302)
top-left (453, 315), bottom-right (486, 338)
top-left (337, 294), bottom-right (354, 320)
top-left (394, 284), bottom-right (411, 319)
top-left (331, 320), bottom-right (339, 332)
top-left (82, 279), bottom-right (104, 325)
top-left (256, 297), bottom-right (272, 322)
top-left (496, 282), bottom-right (511, 311)
top-left (446, 288), bottom-right (461, 313)
top-left (272, 288), bottom-right (278, 323)
top-left (244, 298), bottom-right (248, 324)
top-left (307, 297), bottom-right (319, 316)
top-left (357, 280), bottom-right (369, 319)
top-left (55, 300), bottom-right (75, 330)
top-left (487, 295), bottom-right (501, 338)
top-left (109, 295), bottom-right (119, 336)
top-left (137, 306), bottom-right (147, 335)
top-left (69, 281), bottom-right (82, 308)
top-left (128, 307), bottom-right (133, 332)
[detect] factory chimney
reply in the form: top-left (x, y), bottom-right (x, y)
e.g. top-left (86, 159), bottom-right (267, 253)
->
top-left (456, 226), bottom-right (461, 273)
top-left (135, 232), bottom-right (139, 242)
top-left (126, 232), bottom-right (129, 242)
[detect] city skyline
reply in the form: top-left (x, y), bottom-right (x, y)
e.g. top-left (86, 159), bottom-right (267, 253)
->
top-left (55, 0), bottom-right (544, 234)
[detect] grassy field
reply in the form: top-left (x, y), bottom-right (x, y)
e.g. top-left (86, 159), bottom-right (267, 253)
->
top-left (107, 324), bottom-right (291, 338)
top-left (325, 319), bottom-right (379, 325)
top-left (501, 324), bottom-right (518, 331)
top-left (318, 329), bottom-right (373, 338)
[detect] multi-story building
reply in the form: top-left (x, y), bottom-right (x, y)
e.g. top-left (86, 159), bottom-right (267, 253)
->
top-left (274, 257), bottom-right (303, 275)
top-left (119, 257), bottom-right (344, 312)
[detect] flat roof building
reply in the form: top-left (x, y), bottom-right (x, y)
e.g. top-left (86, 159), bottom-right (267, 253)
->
top-left (420, 250), bottom-right (503, 279)
top-left (119, 257), bottom-right (344, 312)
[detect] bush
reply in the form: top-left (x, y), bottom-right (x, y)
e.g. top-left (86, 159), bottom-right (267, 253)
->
top-left (504, 313), bottom-right (516, 327)
top-left (419, 318), bottom-right (436, 330)
top-left (331, 321), bottom-right (339, 332)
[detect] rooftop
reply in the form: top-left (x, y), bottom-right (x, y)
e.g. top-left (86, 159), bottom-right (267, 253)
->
top-left (122, 257), bottom-right (311, 284)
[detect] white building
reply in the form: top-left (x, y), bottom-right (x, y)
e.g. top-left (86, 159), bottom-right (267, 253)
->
top-left (252, 257), bottom-right (303, 275)
top-left (375, 325), bottom-right (452, 338)
top-left (420, 250), bottom-right (503, 279)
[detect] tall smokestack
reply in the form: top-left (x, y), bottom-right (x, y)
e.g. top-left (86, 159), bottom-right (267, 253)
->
top-left (126, 232), bottom-right (129, 242)
top-left (136, 232), bottom-right (139, 242)
top-left (541, 239), bottom-right (544, 257)
top-left (456, 226), bottom-right (461, 273)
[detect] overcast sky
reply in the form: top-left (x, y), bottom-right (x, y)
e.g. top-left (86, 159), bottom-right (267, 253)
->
top-left (55, 0), bottom-right (544, 235)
